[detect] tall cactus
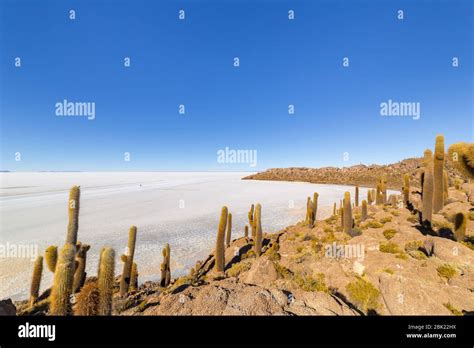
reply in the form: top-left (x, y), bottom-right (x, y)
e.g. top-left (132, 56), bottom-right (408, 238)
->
top-left (214, 206), bottom-right (228, 274)
top-left (454, 213), bottom-right (466, 242)
top-left (375, 182), bottom-right (383, 205)
top-left (443, 170), bottom-right (449, 202)
top-left (433, 135), bottom-right (445, 212)
top-left (312, 192), bottom-right (318, 222)
top-left (306, 197), bottom-right (314, 228)
top-left (343, 192), bottom-right (353, 235)
top-left (160, 244), bottom-right (171, 287)
top-left (333, 202), bottom-right (336, 215)
top-left (73, 243), bottom-right (90, 293)
top-left (50, 244), bottom-right (76, 315)
top-left (119, 226), bottom-right (137, 297)
top-left (130, 262), bottom-right (138, 292)
top-left (254, 203), bottom-right (263, 256)
top-left (98, 247), bottom-right (115, 315)
top-left (402, 174), bottom-right (410, 207)
top-left (248, 204), bottom-right (255, 239)
top-left (225, 213), bottom-right (232, 248)
top-left (66, 186), bottom-right (80, 245)
top-left (422, 150), bottom-right (434, 226)
top-left (29, 256), bottom-right (43, 307)
top-left (367, 190), bottom-right (373, 205)
top-left (355, 186), bottom-right (359, 207)
top-left (361, 200), bottom-right (368, 222)
top-left (44, 246), bottom-right (58, 273)
top-left (244, 225), bottom-right (249, 238)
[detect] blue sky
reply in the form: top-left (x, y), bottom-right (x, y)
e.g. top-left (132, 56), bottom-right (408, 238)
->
top-left (0, 0), bottom-right (472, 171)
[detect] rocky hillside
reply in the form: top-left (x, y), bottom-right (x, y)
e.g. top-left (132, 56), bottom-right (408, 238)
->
top-left (243, 157), bottom-right (465, 191)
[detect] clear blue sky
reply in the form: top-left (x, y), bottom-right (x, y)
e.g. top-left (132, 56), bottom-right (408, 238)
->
top-left (0, 0), bottom-right (472, 171)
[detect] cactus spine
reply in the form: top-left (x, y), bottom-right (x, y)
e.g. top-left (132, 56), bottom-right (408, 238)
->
top-left (225, 213), bottom-right (232, 248)
top-left (214, 206), bottom-right (228, 274)
top-left (254, 203), bottom-right (263, 256)
top-left (433, 135), bottom-right (445, 212)
top-left (119, 226), bottom-right (137, 297)
top-left (66, 186), bottom-right (80, 245)
top-left (50, 244), bottom-right (76, 315)
top-left (343, 192), bottom-right (352, 235)
top-left (361, 200), bottom-right (368, 222)
top-left (73, 243), bottom-right (90, 293)
top-left (29, 256), bottom-right (43, 307)
top-left (44, 246), bottom-right (58, 273)
top-left (355, 186), bottom-right (359, 207)
top-left (422, 150), bottom-right (434, 226)
top-left (98, 247), bottom-right (115, 315)
top-left (160, 244), bottom-right (171, 287)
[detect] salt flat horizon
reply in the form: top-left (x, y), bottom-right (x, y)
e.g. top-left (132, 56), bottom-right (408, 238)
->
top-left (0, 172), bottom-right (396, 300)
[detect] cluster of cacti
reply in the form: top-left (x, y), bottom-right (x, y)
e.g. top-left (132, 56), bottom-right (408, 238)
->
top-left (448, 142), bottom-right (474, 179)
top-left (361, 200), bottom-right (368, 222)
top-left (50, 244), bottom-right (76, 315)
top-left (305, 193), bottom-right (318, 227)
top-left (421, 150), bottom-right (434, 227)
top-left (402, 174), bottom-right (410, 207)
top-left (254, 204), bottom-right (263, 256)
top-left (454, 212), bottom-right (467, 242)
top-left (342, 192), bottom-right (353, 235)
top-left (73, 242), bottom-right (90, 293)
top-left (225, 212), bottom-right (232, 248)
top-left (29, 256), bottom-right (43, 307)
top-left (120, 226), bottom-right (137, 296)
top-left (44, 246), bottom-right (58, 273)
top-left (160, 243), bottom-right (171, 287)
top-left (433, 135), bottom-right (445, 212)
top-left (214, 206), bottom-right (228, 275)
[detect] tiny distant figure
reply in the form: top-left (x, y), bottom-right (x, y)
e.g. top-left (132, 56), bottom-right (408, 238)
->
top-left (139, 184), bottom-right (142, 187)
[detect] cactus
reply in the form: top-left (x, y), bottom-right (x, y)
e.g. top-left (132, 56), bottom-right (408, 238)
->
top-left (443, 170), bottom-right (449, 202)
top-left (50, 244), bottom-right (76, 315)
top-left (422, 150), bottom-right (434, 227)
top-left (160, 244), bottom-right (171, 287)
top-left (355, 186), bottom-right (359, 207)
top-left (129, 262), bottom-right (138, 292)
top-left (44, 246), bottom-right (58, 273)
top-left (248, 204), bottom-right (255, 239)
top-left (254, 203), bottom-right (263, 256)
top-left (448, 142), bottom-right (474, 179)
top-left (306, 197), bottom-right (314, 228)
top-left (453, 213), bottom-right (466, 242)
top-left (74, 282), bottom-right (99, 316)
top-left (225, 213), bottom-right (232, 248)
top-left (119, 226), bottom-right (137, 297)
top-left (98, 247), bottom-right (115, 315)
top-left (333, 202), bottom-right (336, 215)
top-left (343, 192), bottom-right (352, 235)
top-left (389, 194), bottom-right (397, 207)
top-left (340, 207), bottom-right (344, 227)
top-left (244, 225), bottom-right (249, 238)
top-left (312, 192), bottom-right (318, 222)
top-left (73, 242), bottom-right (90, 293)
top-left (402, 174), bottom-right (410, 207)
top-left (214, 206), bottom-right (228, 274)
top-left (375, 183), bottom-right (383, 205)
top-left (361, 200), bottom-right (368, 222)
top-left (367, 190), bottom-right (373, 205)
top-left (66, 186), bottom-right (80, 245)
top-left (29, 256), bottom-right (43, 307)
top-left (433, 135), bottom-right (445, 212)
